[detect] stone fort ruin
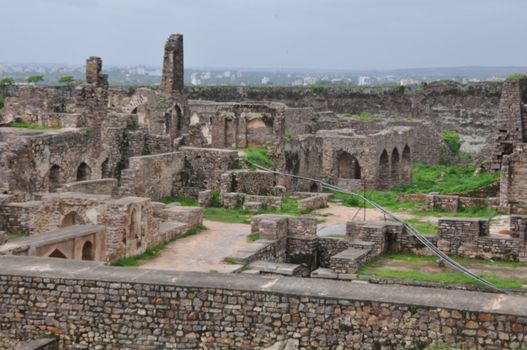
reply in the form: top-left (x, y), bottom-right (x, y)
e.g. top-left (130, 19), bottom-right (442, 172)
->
top-left (0, 34), bottom-right (527, 349)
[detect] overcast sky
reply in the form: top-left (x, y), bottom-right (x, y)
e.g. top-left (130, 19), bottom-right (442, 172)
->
top-left (1, 0), bottom-right (526, 70)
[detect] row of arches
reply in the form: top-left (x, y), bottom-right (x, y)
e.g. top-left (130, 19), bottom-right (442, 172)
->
top-left (379, 145), bottom-right (411, 188)
top-left (48, 159), bottom-right (111, 191)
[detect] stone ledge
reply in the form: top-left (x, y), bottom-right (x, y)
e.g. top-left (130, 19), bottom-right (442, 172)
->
top-left (1, 255), bottom-right (527, 316)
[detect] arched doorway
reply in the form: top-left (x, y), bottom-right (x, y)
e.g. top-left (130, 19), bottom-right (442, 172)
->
top-left (101, 158), bottom-right (110, 178)
top-left (76, 162), bottom-right (91, 181)
top-left (48, 248), bottom-right (67, 259)
top-left (379, 150), bottom-right (390, 189)
top-left (402, 145), bottom-right (411, 183)
top-left (61, 211), bottom-right (78, 228)
top-left (49, 165), bottom-right (62, 192)
top-left (391, 148), bottom-right (401, 186)
top-left (337, 152), bottom-right (361, 179)
top-left (81, 241), bottom-right (94, 261)
top-left (310, 183), bottom-right (319, 193)
top-left (129, 208), bottom-right (142, 251)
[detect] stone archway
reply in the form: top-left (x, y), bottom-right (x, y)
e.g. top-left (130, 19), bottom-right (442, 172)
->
top-left (402, 145), bottom-right (411, 183)
top-left (379, 150), bottom-right (390, 188)
top-left (81, 241), bottom-right (94, 261)
top-left (391, 148), bottom-right (401, 186)
top-left (77, 162), bottom-right (91, 181)
top-left (101, 158), bottom-right (110, 178)
top-left (61, 211), bottom-right (79, 228)
top-left (49, 164), bottom-right (62, 192)
top-left (337, 152), bottom-right (361, 179)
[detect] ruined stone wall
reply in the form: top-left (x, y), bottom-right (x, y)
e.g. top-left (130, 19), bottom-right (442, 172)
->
top-left (175, 147), bottom-right (240, 197)
top-left (188, 101), bottom-right (286, 148)
top-left (220, 170), bottom-right (275, 195)
top-left (119, 152), bottom-right (185, 200)
top-left (2, 256), bottom-right (526, 349)
top-left (185, 81), bottom-right (502, 137)
top-left (500, 145), bottom-right (527, 214)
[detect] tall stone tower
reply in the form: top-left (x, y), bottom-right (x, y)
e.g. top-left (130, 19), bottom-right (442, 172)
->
top-left (86, 56), bottom-right (108, 87)
top-left (490, 77), bottom-right (527, 170)
top-left (160, 34), bottom-right (184, 94)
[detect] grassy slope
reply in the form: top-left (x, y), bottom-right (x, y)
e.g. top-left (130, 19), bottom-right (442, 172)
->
top-left (358, 252), bottom-right (527, 289)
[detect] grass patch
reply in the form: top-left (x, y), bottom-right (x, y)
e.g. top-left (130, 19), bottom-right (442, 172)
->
top-left (7, 231), bottom-right (28, 237)
top-left (506, 73), bottom-right (527, 81)
top-left (204, 197), bottom-right (312, 224)
top-left (441, 131), bottom-right (461, 156)
top-left (111, 225), bottom-right (206, 267)
top-left (398, 163), bottom-right (499, 195)
top-left (9, 122), bottom-right (61, 130)
top-left (403, 218), bottom-right (437, 236)
top-left (222, 257), bottom-right (238, 265)
top-left (247, 232), bottom-right (260, 242)
top-left (163, 197), bottom-right (199, 206)
top-left (209, 269), bottom-right (219, 273)
top-left (341, 112), bottom-right (377, 122)
top-left (238, 147), bottom-right (273, 169)
top-left (358, 252), bottom-right (527, 289)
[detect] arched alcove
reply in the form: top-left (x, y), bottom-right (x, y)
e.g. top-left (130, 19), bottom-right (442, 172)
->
top-left (391, 148), bottom-right (401, 185)
top-left (379, 150), bottom-right (390, 188)
top-left (49, 164), bottom-right (63, 192)
top-left (76, 162), bottom-right (91, 181)
top-left (337, 152), bottom-right (361, 179)
top-left (61, 211), bottom-right (79, 228)
top-left (402, 145), bottom-right (411, 183)
top-left (81, 241), bottom-right (94, 261)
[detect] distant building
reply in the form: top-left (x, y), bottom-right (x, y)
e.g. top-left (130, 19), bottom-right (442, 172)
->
top-left (358, 76), bottom-right (374, 86)
top-left (261, 77), bottom-right (270, 85)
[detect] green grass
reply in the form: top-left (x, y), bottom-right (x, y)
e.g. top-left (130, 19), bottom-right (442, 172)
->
top-left (247, 232), bottom-right (260, 242)
top-left (441, 131), bottom-right (461, 156)
top-left (238, 147), bottom-right (273, 169)
top-left (7, 231), bottom-right (28, 237)
top-left (506, 73), bottom-right (527, 81)
top-left (341, 112), bottom-right (377, 122)
top-left (358, 252), bottom-right (527, 289)
top-left (204, 197), bottom-right (312, 224)
top-left (163, 197), bottom-right (199, 206)
top-left (222, 257), bottom-right (238, 265)
top-left (8, 122), bottom-right (61, 130)
top-left (404, 219), bottom-right (437, 236)
top-left (399, 163), bottom-right (499, 194)
top-left (111, 225), bottom-right (206, 267)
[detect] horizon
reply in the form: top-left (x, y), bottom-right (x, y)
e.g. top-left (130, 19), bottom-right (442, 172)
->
top-left (1, 0), bottom-right (526, 70)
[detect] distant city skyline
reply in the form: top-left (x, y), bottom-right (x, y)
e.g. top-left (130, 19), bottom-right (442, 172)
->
top-left (1, 0), bottom-right (526, 70)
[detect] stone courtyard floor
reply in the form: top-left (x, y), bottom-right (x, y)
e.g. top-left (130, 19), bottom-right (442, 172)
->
top-left (139, 220), bottom-right (249, 273)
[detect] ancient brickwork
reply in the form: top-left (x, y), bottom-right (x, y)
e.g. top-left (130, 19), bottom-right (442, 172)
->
top-left (491, 78), bottom-right (527, 170)
top-left (1, 256), bottom-right (526, 349)
top-left (160, 34), bottom-right (184, 94)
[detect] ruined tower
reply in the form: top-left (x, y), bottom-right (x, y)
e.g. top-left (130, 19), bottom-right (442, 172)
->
top-left (491, 77), bottom-right (527, 170)
top-left (160, 34), bottom-right (184, 94)
top-left (86, 56), bottom-right (108, 87)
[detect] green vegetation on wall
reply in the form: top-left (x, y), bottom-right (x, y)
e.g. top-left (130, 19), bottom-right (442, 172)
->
top-left (8, 122), bottom-right (61, 130)
top-left (239, 147), bottom-right (273, 169)
top-left (440, 131), bottom-right (461, 156)
top-left (506, 73), bottom-right (527, 81)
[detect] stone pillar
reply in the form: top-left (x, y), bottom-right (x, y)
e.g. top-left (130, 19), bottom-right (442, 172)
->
top-left (86, 56), bottom-right (107, 86)
top-left (160, 34), bottom-right (184, 94)
top-left (490, 77), bottom-right (527, 170)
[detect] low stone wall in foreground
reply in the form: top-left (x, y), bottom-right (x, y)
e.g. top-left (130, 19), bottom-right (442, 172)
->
top-left (0, 256), bottom-right (526, 349)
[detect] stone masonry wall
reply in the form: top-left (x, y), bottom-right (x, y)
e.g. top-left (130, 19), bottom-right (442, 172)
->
top-left (1, 256), bottom-right (526, 349)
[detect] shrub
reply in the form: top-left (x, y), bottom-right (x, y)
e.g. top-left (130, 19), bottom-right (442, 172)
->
top-left (0, 94), bottom-right (3, 110)
top-left (243, 147), bottom-right (273, 169)
top-left (506, 73), bottom-right (527, 81)
top-left (58, 75), bottom-right (75, 85)
top-left (0, 77), bottom-right (14, 85)
top-left (356, 112), bottom-right (376, 122)
top-left (26, 75), bottom-right (44, 84)
top-left (211, 189), bottom-right (222, 208)
top-left (441, 131), bottom-right (461, 156)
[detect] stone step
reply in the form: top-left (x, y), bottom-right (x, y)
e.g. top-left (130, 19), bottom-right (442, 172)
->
top-left (243, 201), bottom-right (263, 212)
top-left (155, 221), bottom-right (188, 245)
top-left (310, 267), bottom-right (338, 280)
top-left (330, 247), bottom-right (372, 274)
top-left (248, 260), bottom-right (309, 277)
top-left (349, 239), bottom-right (376, 250)
top-left (222, 241), bottom-right (275, 264)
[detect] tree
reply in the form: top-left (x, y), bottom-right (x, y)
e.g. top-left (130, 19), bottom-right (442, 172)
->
top-left (26, 75), bottom-right (44, 84)
top-left (0, 77), bottom-right (14, 85)
top-left (58, 75), bottom-right (74, 84)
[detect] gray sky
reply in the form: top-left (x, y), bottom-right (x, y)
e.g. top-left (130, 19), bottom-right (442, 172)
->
top-left (1, 0), bottom-right (526, 70)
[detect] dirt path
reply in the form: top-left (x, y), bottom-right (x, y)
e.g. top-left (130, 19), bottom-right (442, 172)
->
top-left (139, 220), bottom-right (251, 273)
